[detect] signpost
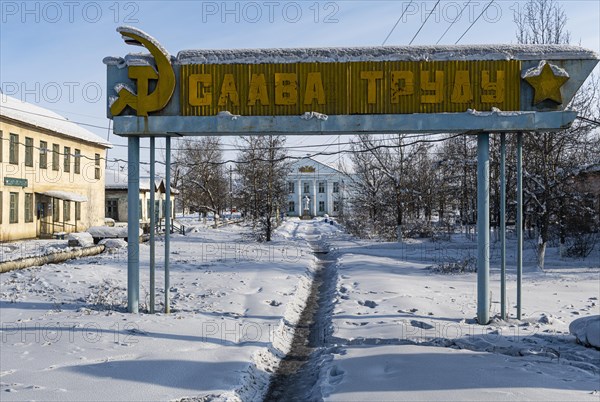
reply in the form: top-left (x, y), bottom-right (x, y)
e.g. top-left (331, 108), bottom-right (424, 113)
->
top-left (106, 26), bottom-right (598, 323)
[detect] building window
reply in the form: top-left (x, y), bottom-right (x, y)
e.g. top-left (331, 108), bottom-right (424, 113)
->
top-left (95, 153), bottom-right (101, 179)
top-left (319, 201), bottom-right (325, 212)
top-left (9, 133), bottom-right (19, 164)
top-left (9, 192), bottom-right (18, 223)
top-left (139, 199), bottom-right (143, 220)
top-left (53, 199), bottom-right (60, 222)
top-left (25, 193), bottom-right (33, 223)
top-left (333, 182), bottom-right (339, 193)
top-left (288, 182), bottom-right (295, 194)
top-left (63, 200), bottom-right (71, 221)
top-left (52, 144), bottom-right (60, 171)
top-left (74, 149), bottom-right (81, 174)
top-left (318, 182), bottom-right (325, 193)
top-left (64, 147), bottom-right (71, 173)
top-left (75, 202), bottom-right (81, 221)
top-left (333, 201), bottom-right (340, 212)
top-left (288, 201), bottom-right (295, 212)
top-left (106, 199), bottom-right (118, 220)
top-left (40, 141), bottom-right (48, 169)
top-left (303, 183), bottom-right (310, 193)
top-left (25, 137), bottom-right (34, 167)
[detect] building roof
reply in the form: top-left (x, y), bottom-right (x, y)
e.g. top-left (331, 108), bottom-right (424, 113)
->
top-left (0, 95), bottom-right (112, 148)
top-left (289, 157), bottom-right (343, 176)
top-left (105, 169), bottom-right (179, 194)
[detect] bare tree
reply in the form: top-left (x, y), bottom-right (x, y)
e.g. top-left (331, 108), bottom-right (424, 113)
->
top-left (514, 0), bottom-right (570, 44)
top-left (174, 137), bottom-right (228, 222)
top-left (438, 134), bottom-right (478, 237)
top-left (514, 0), bottom-right (599, 269)
top-left (236, 135), bottom-right (289, 241)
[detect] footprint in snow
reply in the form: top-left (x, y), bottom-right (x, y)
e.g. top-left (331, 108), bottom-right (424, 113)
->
top-left (328, 366), bottom-right (345, 385)
top-left (358, 300), bottom-right (377, 308)
top-left (410, 320), bottom-right (434, 329)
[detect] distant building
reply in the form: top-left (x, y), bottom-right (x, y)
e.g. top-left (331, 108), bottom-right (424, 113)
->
top-left (105, 169), bottom-right (178, 230)
top-left (0, 96), bottom-right (111, 241)
top-left (286, 157), bottom-right (345, 217)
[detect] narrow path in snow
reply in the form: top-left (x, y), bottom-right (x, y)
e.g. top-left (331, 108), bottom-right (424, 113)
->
top-left (264, 222), bottom-right (338, 401)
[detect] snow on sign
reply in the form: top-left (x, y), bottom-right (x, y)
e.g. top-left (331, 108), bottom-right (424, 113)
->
top-left (105, 26), bottom-right (598, 136)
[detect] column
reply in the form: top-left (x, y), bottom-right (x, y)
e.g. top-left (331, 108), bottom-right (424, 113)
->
top-left (149, 137), bottom-right (156, 314)
top-left (477, 133), bottom-right (490, 325)
top-left (517, 133), bottom-right (523, 319)
top-left (500, 133), bottom-right (506, 320)
top-left (312, 179), bottom-right (317, 216)
top-left (297, 178), bottom-right (302, 216)
top-left (127, 136), bottom-right (140, 314)
top-left (165, 136), bottom-right (171, 314)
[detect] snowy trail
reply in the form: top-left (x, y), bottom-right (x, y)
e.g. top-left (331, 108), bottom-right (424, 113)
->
top-left (265, 221), bottom-right (338, 401)
top-left (0, 223), bottom-right (313, 401)
top-left (1, 220), bottom-right (598, 401)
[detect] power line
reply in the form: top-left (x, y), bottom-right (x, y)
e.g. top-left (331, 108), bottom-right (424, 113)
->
top-left (576, 115), bottom-right (600, 127)
top-left (436, 0), bottom-right (472, 44)
top-left (178, 133), bottom-right (465, 167)
top-left (381, 0), bottom-right (414, 46)
top-left (0, 105), bottom-right (112, 131)
top-left (409, 0), bottom-right (441, 45)
top-left (454, 0), bottom-right (495, 44)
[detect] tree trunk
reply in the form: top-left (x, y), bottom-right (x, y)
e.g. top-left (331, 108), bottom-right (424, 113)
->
top-left (537, 236), bottom-right (546, 271)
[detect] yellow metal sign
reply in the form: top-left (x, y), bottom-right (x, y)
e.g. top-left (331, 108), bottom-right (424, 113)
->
top-left (180, 60), bottom-right (521, 116)
top-left (110, 28), bottom-right (176, 117)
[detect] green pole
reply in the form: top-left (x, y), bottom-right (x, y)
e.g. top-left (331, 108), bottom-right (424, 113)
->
top-left (477, 133), bottom-right (490, 325)
top-left (165, 137), bottom-right (171, 314)
top-left (517, 133), bottom-right (523, 320)
top-left (150, 137), bottom-right (156, 314)
top-left (500, 133), bottom-right (506, 320)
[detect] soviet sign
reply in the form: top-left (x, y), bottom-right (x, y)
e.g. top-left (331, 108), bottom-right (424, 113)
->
top-left (105, 26), bottom-right (598, 134)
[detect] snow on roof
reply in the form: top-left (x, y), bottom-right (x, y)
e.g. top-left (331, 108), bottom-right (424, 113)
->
top-left (175, 44), bottom-right (598, 65)
top-left (105, 169), bottom-right (152, 191)
top-left (105, 169), bottom-right (179, 194)
top-left (0, 95), bottom-right (112, 148)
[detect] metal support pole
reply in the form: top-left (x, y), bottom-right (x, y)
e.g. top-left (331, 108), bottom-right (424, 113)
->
top-left (164, 136), bottom-right (171, 314)
top-left (517, 132), bottom-right (523, 320)
top-left (477, 133), bottom-right (490, 325)
top-left (500, 133), bottom-right (507, 320)
top-left (127, 136), bottom-right (140, 314)
top-left (149, 137), bottom-right (156, 314)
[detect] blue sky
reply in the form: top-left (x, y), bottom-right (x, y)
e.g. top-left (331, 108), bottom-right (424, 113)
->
top-left (1, 0), bottom-right (599, 172)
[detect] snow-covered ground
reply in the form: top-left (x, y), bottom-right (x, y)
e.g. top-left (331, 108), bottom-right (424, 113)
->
top-left (0, 222), bottom-right (314, 401)
top-left (1, 219), bottom-right (598, 401)
top-left (313, 221), bottom-right (600, 401)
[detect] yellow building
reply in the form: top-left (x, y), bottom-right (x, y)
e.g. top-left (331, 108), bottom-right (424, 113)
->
top-left (0, 96), bottom-right (112, 241)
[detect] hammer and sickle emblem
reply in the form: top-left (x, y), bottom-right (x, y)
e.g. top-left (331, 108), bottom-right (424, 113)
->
top-left (111, 27), bottom-right (176, 117)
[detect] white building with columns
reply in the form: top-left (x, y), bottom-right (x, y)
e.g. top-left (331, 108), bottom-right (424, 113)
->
top-left (286, 157), bottom-right (344, 218)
